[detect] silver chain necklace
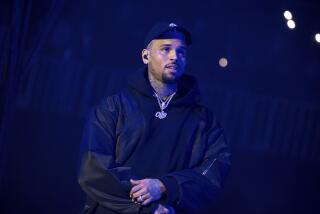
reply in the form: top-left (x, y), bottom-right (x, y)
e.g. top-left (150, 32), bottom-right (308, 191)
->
top-left (154, 91), bottom-right (176, 119)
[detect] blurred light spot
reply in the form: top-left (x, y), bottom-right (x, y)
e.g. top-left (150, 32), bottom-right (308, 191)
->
top-left (283, 10), bottom-right (293, 20)
top-left (287, 20), bottom-right (296, 29)
top-left (219, 58), bottom-right (228, 68)
top-left (315, 33), bottom-right (320, 43)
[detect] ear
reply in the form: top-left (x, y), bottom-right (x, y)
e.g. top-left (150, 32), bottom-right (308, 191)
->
top-left (141, 49), bottom-right (149, 64)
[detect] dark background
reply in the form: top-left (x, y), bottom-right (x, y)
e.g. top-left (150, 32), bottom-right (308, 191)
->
top-left (0, 0), bottom-right (319, 213)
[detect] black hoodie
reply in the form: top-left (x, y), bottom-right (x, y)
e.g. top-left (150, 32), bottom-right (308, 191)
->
top-left (78, 67), bottom-right (231, 214)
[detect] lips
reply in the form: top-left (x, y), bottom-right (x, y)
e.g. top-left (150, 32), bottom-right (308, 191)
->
top-left (165, 64), bottom-right (179, 70)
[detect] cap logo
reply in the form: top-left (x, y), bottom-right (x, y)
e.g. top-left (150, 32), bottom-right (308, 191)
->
top-left (169, 23), bottom-right (177, 28)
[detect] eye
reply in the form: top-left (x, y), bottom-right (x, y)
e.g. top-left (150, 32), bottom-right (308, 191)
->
top-left (161, 47), bottom-right (171, 53)
top-left (177, 49), bottom-right (187, 57)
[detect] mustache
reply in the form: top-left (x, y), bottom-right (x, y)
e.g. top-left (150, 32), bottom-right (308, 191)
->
top-left (165, 63), bottom-right (180, 68)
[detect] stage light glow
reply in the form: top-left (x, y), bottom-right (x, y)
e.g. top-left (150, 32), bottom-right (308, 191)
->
top-left (287, 20), bottom-right (296, 29)
top-left (219, 57), bottom-right (228, 68)
top-left (315, 33), bottom-right (320, 43)
top-left (283, 10), bottom-right (293, 20)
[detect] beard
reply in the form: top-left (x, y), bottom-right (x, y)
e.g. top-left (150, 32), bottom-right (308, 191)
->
top-left (162, 74), bottom-right (179, 84)
top-left (148, 62), bottom-right (184, 84)
top-left (162, 69), bottom-right (183, 84)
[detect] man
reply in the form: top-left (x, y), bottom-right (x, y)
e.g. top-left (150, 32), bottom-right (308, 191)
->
top-left (78, 22), bottom-right (231, 214)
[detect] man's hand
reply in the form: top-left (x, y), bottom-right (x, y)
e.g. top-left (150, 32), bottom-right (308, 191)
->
top-left (130, 178), bottom-right (166, 205)
top-left (153, 204), bottom-right (175, 214)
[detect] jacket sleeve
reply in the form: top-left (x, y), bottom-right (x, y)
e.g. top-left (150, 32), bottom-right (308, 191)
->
top-left (159, 111), bottom-right (231, 213)
top-left (78, 97), bottom-right (146, 213)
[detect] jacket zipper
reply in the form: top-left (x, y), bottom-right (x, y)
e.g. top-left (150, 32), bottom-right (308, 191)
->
top-left (202, 158), bottom-right (217, 175)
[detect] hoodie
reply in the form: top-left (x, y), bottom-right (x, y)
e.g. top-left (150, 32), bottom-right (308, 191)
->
top-left (78, 67), bottom-right (231, 214)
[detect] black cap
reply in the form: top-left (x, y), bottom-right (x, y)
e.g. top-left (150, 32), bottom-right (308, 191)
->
top-left (144, 22), bottom-right (192, 47)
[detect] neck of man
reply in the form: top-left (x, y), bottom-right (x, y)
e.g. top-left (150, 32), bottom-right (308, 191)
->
top-left (148, 72), bottom-right (177, 99)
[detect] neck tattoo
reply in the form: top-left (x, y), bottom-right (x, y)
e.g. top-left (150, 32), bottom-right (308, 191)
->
top-left (148, 72), bottom-right (177, 119)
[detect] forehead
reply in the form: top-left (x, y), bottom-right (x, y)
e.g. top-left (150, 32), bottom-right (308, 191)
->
top-left (150, 39), bottom-right (187, 49)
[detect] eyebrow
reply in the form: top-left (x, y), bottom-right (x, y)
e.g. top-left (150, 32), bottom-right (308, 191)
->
top-left (159, 44), bottom-right (187, 49)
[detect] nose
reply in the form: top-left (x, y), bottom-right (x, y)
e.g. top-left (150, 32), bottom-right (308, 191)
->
top-left (168, 49), bottom-right (177, 61)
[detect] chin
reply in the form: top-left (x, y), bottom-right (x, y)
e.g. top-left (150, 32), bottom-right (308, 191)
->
top-left (162, 70), bottom-right (183, 83)
top-left (163, 76), bottom-right (180, 84)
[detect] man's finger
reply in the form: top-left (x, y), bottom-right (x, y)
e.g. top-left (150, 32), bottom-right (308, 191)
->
top-left (130, 183), bottom-right (144, 196)
top-left (154, 204), bottom-right (169, 214)
top-left (143, 192), bottom-right (151, 200)
top-left (142, 197), bottom-right (153, 206)
top-left (132, 187), bottom-right (147, 199)
top-left (130, 179), bottom-right (142, 185)
top-left (136, 192), bottom-right (151, 204)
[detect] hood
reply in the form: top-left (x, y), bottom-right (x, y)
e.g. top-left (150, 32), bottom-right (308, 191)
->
top-left (126, 66), bottom-right (200, 106)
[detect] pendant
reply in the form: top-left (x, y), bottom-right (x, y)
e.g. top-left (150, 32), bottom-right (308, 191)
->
top-left (155, 111), bottom-right (167, 119)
